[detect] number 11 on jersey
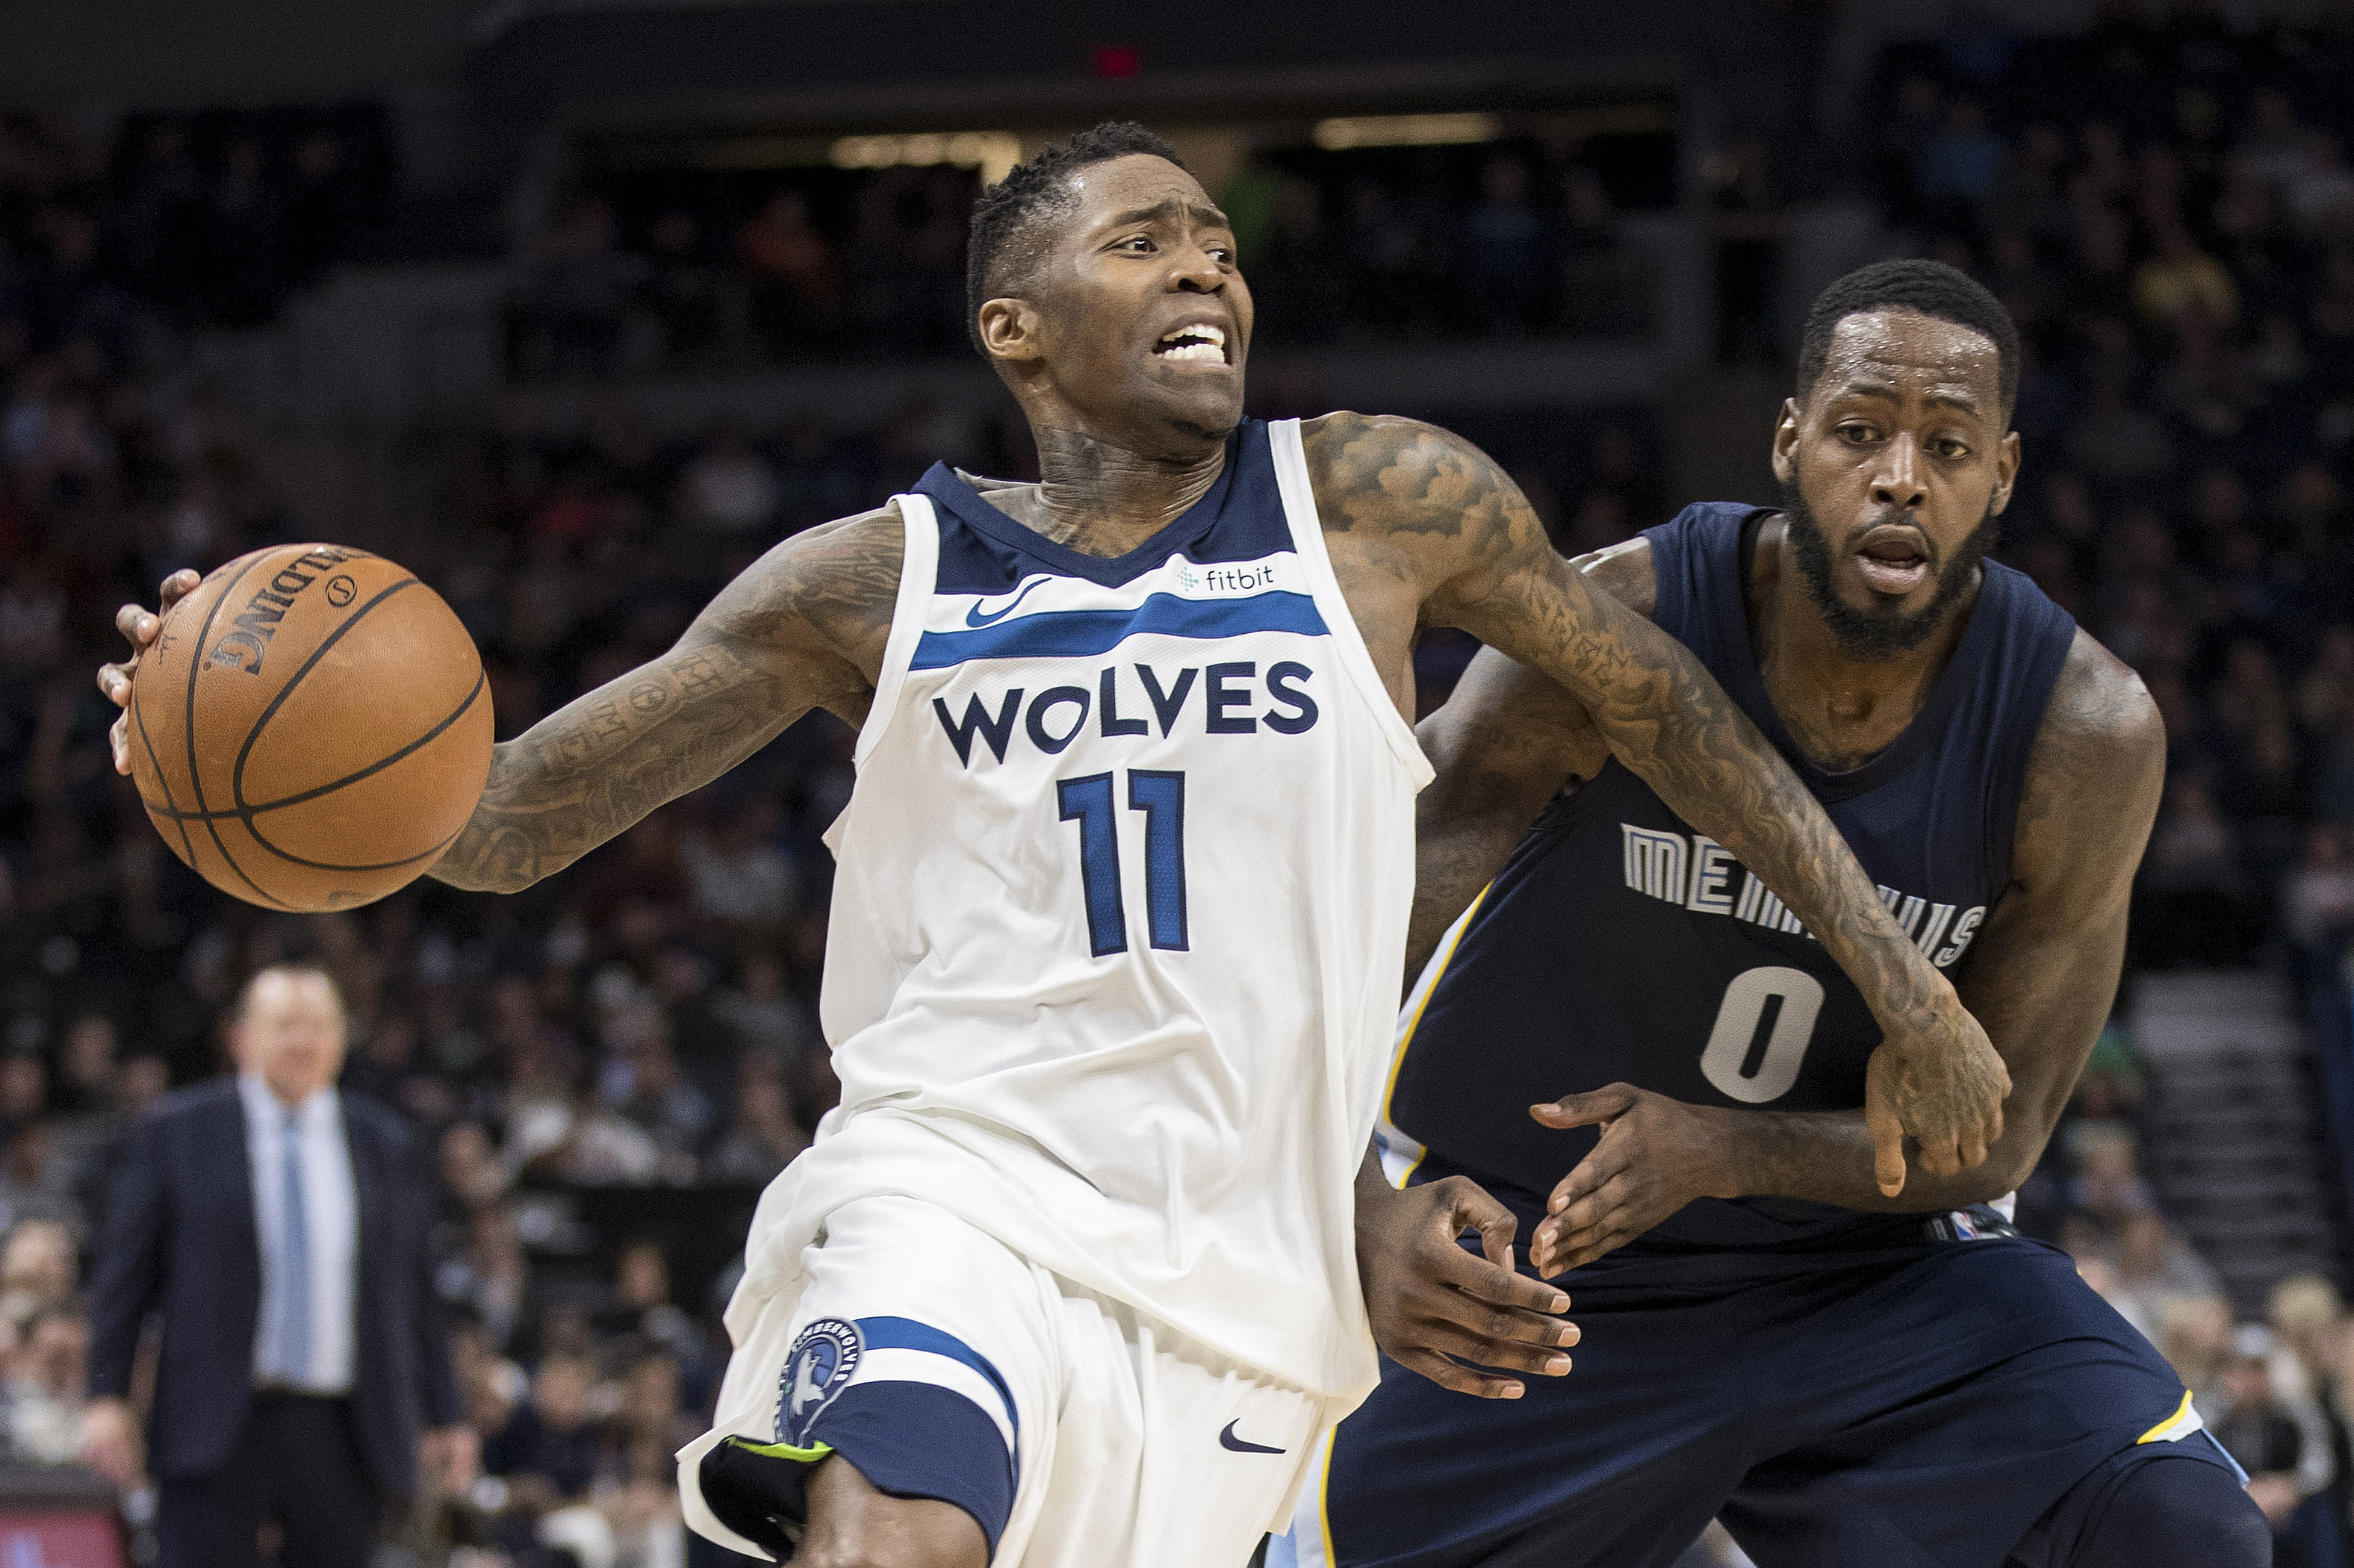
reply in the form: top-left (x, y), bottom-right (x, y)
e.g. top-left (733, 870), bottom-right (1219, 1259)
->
top-left (1058, 770), bottom-right (1189, 956)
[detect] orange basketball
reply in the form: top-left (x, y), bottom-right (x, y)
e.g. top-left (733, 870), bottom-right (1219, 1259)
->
top-left (125, 544), bottom-right (494, 912)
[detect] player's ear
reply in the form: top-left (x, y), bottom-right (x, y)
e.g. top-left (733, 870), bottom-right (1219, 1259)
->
top-left (1769, 398), bottom-right (1802, 484)
top-left (1987, 429), bottom-right (2022, 515)
top-left (978, 298), bottom-right (1046, 362)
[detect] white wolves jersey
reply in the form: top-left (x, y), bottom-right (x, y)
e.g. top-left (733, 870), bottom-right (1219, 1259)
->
top-left (731, 417), bottom-right (1430, 1409)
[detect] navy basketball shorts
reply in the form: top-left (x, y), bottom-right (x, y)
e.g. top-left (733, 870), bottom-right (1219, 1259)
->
top-left (679, 1194), bottom-right (1323, 1567)
top-left (1281, 1228), bottom-right (2236, 1568)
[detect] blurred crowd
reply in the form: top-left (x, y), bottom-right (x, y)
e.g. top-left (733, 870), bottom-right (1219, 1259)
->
top-left (507, 133), bottom-right (1664, 379)
top-left (0, 105), bottom-right (389, 359)
top-left (1858, 5), bottom-right (2354, 980)
top-left (1850, 6), bottom-right (2354, 1559)
top-left (0, 4), bottom-right (2349, 1563)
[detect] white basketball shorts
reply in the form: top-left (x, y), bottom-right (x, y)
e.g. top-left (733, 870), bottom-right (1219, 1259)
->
top-left (680, 1194), bottom-right (1323, 1566)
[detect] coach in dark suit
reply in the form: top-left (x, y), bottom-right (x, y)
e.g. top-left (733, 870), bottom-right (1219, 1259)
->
top-left (81, 965), bottom-right (476, 1567)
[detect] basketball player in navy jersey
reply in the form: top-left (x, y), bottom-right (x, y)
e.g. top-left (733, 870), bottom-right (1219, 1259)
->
top-left (108, 131), bottom-right (2013, 1568)
top-left (1297, 261), bottom-right (2267, 1567)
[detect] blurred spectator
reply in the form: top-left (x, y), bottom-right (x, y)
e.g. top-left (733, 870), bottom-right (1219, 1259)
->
top-left (641, 211), bottom-right (729, 365)
top-left (703, 1070), bottom-right (809, 1186)
top-left (714, 953), bottom-right (816, 1059)
top-left (1916, 98), bottom-right (2006, 210)
top-left (484, 1351), bottom-right (600, 1505)
top-left (2285, 824), bottom-right (2354, 956)
top-left (0, 1219), bottom-right (74, 1331)
top-left (681, 798), bottom-right (797, 933)
top-left (673, 423), bottom-right (780, 535)
top-left (601, 1018), bottom-right (711, 1179)
top-left (513, 198), bottom-right (650, 380)
top-left (441, 1201), bottom-right (538, 1356)
top-left (5, 1306), bottom-right (84, 1464)
top-left (736, 190), bottom-right (838, 356)
top-left (2157, 1292), bottom-right (2233, 1406)
top-left (1468, 156), bottom-right (1548, 334)
top-left (606, 1244), bottom-right (709, 1382)
top-left (2137, 775), bottom-right (2260, 965)
top-left (2134, 220), bottom-right (2239, 329)
top-left (2213, 1325), bottom-right (2324, 1525)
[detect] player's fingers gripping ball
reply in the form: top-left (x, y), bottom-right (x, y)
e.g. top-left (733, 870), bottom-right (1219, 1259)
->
top-left (125, 544), bottom-right (493, 912)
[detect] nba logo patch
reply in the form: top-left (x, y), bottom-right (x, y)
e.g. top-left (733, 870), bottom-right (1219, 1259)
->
top-left (1948, 1210), bottom-right (1982, 1239)
top-left (776, 1318), bottom-right (863, 1447)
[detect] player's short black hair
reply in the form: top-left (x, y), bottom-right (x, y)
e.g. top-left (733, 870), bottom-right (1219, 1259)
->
top-left (1795, 258), bottom-right (2019, 418)
top-left (964, 120), bottom-right (1190, 353)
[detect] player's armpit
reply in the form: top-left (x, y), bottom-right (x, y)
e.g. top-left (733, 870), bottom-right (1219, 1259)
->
top-left (1353, 1152), bottom-right (1576, 1399)
top-left (1407, 647), bottom-right (1609, 975)
top-left (429, 505), bottom-right (904, 894)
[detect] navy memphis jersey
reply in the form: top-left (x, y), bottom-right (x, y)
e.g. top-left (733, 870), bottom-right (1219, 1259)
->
top-left (1382, 503), bottom-right (2076, 1251)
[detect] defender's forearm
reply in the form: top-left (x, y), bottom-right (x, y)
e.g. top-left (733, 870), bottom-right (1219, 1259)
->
top-left (430, 640), bottom-right (789, 894)
top-left (1713, 1105), bottom-right (2022, 1212)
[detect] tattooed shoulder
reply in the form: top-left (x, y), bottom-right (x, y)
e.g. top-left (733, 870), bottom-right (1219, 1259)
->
top-left (702, 500), bottom-right (906, 683)
top-left (1299, 411), bottom-right (1515, 539)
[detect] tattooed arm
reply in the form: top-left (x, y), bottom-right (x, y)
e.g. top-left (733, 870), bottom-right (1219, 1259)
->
top-left (1302, 411), bottom-right (2004, 1194)
top-left (429, 507), bottom-right (901, 892)
top-left (99, 506), bottom-right (904, 895)
top-left (1403, 544), bottom-right (1648, 976)
top-left (1528, 634), bottom-right (2164, 1269)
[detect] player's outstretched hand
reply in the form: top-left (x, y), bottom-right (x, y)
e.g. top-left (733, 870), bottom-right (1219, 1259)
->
top-left (1528, 1084), bottom-right (1737, 1274)
top-left (1357, 1172), bottom-right (1577, 1400)
top-left (98, 568), bottom-right (202, 776)
top-left (1864, 999), bottom-right (2010, 1198)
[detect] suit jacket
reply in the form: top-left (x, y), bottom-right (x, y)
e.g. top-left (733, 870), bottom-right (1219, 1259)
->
top-left (86, 1079), bottom-right (462, 1496)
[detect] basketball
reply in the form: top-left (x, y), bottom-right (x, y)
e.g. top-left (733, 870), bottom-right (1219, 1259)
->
top-left (125, 543), bottom-right (493, 912)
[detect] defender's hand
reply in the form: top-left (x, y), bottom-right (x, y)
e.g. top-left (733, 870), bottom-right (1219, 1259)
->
top-left (1864, 997), bottom-right (2009, 1196)
top-left (1358, 1173), bottom-right (1577, 1399)
top-left (1528, 1084), bottom-right (1738, 1273)
top-left (99, 568), bottom-right (202, 775)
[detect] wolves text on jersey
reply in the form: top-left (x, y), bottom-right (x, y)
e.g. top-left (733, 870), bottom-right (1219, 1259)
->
top-left (931, 660), bottom-right (1320, 766)
top-left (1621, 822), bottom-right (1984, 969)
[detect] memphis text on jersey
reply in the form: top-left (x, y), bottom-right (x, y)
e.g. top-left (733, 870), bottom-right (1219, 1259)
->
top-left (1621, 821), bottom-right (1984, 970)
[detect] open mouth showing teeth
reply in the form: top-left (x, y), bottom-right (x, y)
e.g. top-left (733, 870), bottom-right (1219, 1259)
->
top-left (1155, 323), bottom-right (1227, 362)
top-left (1856, 541), bottom-right (1930, 594)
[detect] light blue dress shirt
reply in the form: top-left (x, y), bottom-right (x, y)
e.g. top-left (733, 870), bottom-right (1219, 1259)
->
top-left (239, 1073), bottom-right (358, 1394)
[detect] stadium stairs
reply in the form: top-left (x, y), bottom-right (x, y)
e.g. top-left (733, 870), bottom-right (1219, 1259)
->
top-left (2132, 969), bottom-right (2349, 1316)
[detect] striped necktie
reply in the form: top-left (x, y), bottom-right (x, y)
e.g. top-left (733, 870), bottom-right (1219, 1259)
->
top-left (266, 1107), bottom-right (312, 1386)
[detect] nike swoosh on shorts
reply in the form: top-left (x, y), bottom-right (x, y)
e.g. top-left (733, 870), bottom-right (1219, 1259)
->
top-left (1219, 1419), bottom-right (1285, 1455)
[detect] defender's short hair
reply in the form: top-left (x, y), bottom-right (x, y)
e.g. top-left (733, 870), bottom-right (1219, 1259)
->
top-left (964, 120), bottom-right (1189, 352)
top-left (1795, 258), bottom-right (2020, 416)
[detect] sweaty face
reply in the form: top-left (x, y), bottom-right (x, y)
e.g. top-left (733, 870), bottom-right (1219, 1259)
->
top-left (990, 154), bottom-right (1252, 447)
top-left (1773, 310), bottom-right (2016, 659)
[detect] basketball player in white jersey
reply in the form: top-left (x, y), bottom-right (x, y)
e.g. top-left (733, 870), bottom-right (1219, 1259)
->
top-left (102, 125), bottom-right (2007, 1568)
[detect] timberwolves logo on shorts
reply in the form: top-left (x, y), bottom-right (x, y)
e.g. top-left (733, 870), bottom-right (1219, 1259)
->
top-left (776, 1318), bottom-right (863, 1447)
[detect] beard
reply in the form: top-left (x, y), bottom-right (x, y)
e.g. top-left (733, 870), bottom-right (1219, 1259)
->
top-left (1777, 475), bottom-right (1999, 660)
